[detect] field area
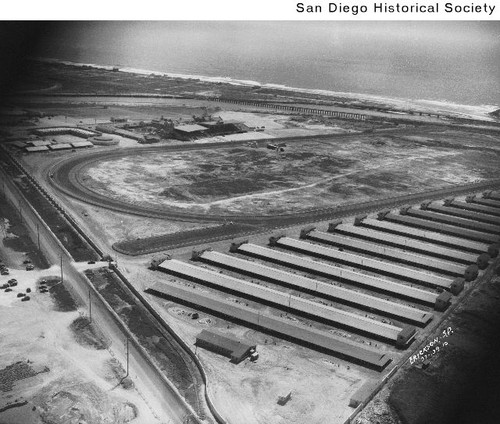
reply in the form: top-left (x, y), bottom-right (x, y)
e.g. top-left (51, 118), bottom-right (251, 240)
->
top-left (144, 280), bottom-right (374, 424)
top-left (80, 128), bottom-right (500, 216)
top-left (3, 58), bottom-right (500, 424)
top-left (0, 196), bottom-right (158, 424)
top-left (83, 266), bottom-right (208, 419)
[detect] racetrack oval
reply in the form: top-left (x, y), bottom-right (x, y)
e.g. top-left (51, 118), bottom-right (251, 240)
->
top-left (48, 143), bottom-right (500, 227)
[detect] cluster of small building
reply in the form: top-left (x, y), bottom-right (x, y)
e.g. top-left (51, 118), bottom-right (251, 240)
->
top-left (5, 126), bottom-right (102, 153)
top-left (9, 138), bottom-right (94, 153)
top-left (173, 120), bottom-right (248, 141)
top-left (95, 118), bottom-right (248, 143)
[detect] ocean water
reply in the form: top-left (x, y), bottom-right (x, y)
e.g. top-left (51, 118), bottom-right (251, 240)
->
top-left (34, 21), bottom-right (500, 108)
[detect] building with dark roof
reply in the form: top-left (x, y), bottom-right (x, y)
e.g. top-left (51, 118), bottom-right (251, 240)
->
top-left (199, 120), bottom-right (246, 136)
top-left (196, 329), bottom-right (255, 363)
top-left (173, 124), bottom-right (209, 141)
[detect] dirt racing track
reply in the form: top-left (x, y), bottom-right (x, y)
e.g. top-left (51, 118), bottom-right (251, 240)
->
top-left (48, 143), bottom-right (500, 254)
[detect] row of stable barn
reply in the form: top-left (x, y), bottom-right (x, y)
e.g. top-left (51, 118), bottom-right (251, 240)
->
top-left (148, 192), bottom-right (500, 371)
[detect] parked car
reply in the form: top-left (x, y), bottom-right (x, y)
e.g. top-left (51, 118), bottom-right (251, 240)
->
top-left (1, 269), bottom-right (9, 275)
top-left (26, 264), bottom-right (35, 271)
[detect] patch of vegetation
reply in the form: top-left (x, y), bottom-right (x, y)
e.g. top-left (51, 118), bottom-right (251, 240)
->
top-left (70, 316), bottom-right (108, 350)
top-left (0, 361), bottom-right (46, 393)
top-left (45, 278), bottom-right (78, 312)
top-left (85, 268), bottom-right (201, 411)
top-left (352, 171), bottom-right (412, 191)
top-left (0, 201), bottom-right (50, 269)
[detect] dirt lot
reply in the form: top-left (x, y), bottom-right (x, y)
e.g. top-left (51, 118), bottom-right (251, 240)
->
top-left (119, 261), bottom-right (382, 424)
top-left (83, 266), bottom-right (207, 419)
top-left (146, 291), bottom-right (373, 424)
top-left (79, 128), bottom-right (500, 216)
top-left (0, 200), bottom-right (163, 424)
top-left (4, 61), bottom-right (500, 424)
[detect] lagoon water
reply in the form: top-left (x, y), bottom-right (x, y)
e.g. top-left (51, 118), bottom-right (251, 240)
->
top-left (36, 21), bottom-right (500, 107)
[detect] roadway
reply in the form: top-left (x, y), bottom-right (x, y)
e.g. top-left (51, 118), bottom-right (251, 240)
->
top-left (0, 166), bottom-right (204, 424)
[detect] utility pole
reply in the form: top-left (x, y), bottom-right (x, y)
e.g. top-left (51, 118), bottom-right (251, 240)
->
top-left (60, 255), bottom-right (63, 283)
top-left (125, 337), bottom-right (130, 377)
top-left (88, 289), bottom-right (92, 323)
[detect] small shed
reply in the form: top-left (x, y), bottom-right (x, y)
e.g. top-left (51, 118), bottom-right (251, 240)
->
top-left (28, 140), bottom-right (51, 147)
top-left (396, 326), bottom-right (416, 348)
top-left (349, 380), bottom-right (380, 408)
top-left (49, 143), bottom-right (72, 151)
top-left (435, 291), bottom-right (452, 312)
top-left (196, 329), bottom-right (256, 363)
top-left (71, 141), bottom-right (94, 149)
top-left (25, 146), bottom-right (49, 153)
top-left (450, 277), bottom-right (465, 295)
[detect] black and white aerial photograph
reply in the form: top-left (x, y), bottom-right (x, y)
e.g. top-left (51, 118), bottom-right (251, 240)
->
top-left (0, 20), bottom-right (500, 424)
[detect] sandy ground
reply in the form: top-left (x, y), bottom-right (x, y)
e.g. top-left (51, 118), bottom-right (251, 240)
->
top-left (79, 131), bottom-right (495, 216)
top-left (62, 195), bottom-right (218, 248)
top-left (147, 292), bottom-right (370, 424)
top-left (114, 262), bottom-right (377, 424)
top-left (0, 230), bottom-right (161, 424)
top-left (6, 101), bottom-right (500, 424)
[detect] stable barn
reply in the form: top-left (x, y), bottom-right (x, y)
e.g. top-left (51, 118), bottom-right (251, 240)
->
top-left (196, 329), bottom-right (256, 363)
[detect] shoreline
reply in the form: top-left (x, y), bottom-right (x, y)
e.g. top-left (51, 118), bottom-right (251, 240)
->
top-left (32, 57), bottom-right (499, 122)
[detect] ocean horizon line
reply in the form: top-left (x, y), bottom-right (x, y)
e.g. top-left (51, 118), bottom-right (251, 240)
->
top-left (32, 56), bottom-right (499, 121)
